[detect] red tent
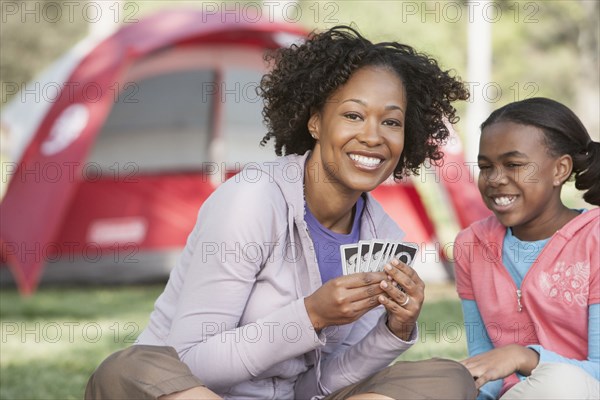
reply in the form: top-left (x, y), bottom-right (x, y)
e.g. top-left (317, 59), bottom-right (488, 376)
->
top-left (0, 10), bottom-right (489, 294)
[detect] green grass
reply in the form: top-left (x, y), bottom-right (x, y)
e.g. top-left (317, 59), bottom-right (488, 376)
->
top-left (0, 283), bottom-right (467, 399)
top-left (398, 284), bottom-right (468, 362)
top-left (0, 285), bottom-right (163, 400)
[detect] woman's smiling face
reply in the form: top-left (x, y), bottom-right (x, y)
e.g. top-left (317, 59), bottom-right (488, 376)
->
top-left (308, 66), bottom-right (407, 194)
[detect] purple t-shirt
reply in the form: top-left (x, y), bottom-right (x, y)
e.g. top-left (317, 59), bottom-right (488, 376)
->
top-left (304, 195), bottom-right (364, 284)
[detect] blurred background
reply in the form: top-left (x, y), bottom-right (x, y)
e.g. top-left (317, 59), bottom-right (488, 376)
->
top-left (1, 1), bottom-right (598, 398)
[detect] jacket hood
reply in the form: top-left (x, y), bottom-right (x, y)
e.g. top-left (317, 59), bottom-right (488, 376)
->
top-left (246, 151), bottom-right (404, 240)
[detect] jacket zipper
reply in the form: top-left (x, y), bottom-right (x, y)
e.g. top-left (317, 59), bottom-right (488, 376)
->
top-left (504, 227), bottom-right (563, 313)
top-left (493, 256), bottom-right (523, 313)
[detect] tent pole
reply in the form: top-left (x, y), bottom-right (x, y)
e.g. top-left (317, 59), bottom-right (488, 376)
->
top-left (88, 0), bottom-right (121, 39)
top-left (465, 0), bottom-right (492, 165)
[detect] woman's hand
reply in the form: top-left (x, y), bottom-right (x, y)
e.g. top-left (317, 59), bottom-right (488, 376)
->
top-left (304, 272), bottom-right (387, 332)
top-left (460, 345), bottom-right (540, 389)
top-left (378, 259), bottom-right (425, 341)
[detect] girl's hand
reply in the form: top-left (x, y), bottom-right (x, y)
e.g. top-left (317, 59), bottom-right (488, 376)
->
top-left (460, 345), bottom-right (540, 389)
top-left (378, 259), bottom-right (425, 341)
top-left (304, 272), bottom-right (387, 332)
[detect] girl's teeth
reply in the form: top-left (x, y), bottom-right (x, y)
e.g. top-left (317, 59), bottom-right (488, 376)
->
top-left (349, 154), bottom-right (382, 167)
top-left (494, 196), bottom-right (515, 206)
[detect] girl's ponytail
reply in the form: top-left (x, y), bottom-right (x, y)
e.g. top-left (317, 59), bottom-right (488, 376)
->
top-left (574, 141), bottom-right (600, 206)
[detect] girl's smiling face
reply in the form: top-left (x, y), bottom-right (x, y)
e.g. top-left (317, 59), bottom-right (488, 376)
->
top-left (478, 121), bottom-right (572, 240)
top-left (308, 66), bottom-right (407, 194)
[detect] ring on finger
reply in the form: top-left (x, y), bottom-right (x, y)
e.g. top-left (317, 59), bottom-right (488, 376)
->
top-left (400, 294), bottom-right (410, 307)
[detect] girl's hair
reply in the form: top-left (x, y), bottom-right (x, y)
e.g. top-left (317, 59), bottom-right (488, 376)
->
top-left (258, 25), bottom-right (469, 179)
top-left (481, 97), bottom-right (600, 206)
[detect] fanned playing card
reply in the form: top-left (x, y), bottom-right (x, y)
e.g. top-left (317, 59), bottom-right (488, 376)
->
top-left (340, 244), bottom-right (359, 275)
top-left (374, 241), bottom-right (394, 271)
top-left (389, 242), bottom-right (418, 266)
top-left (358, 240), bottom-right (371, 272)
top-left (367, 240), bottom-right (386, 272)
top-left (339, 240), bottom-right (419, 275)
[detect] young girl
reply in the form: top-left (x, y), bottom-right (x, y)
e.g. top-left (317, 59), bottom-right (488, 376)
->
top-left (86, 26), bottom-right (476, 400)
top-left (455, 97), bottom-right (600, 399)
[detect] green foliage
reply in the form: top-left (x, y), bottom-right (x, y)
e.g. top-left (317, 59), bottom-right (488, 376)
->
top-left (0, 0), bottom-right (88, 103)
top-left (1, 1), bottom-right (597, 110)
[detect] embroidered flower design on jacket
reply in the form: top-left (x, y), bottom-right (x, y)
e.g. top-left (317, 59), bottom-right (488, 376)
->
top-left (540, 261), bottom-right (590, 307)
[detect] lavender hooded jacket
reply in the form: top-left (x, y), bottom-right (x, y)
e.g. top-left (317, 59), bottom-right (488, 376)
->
top-left (136, 152), bottom-right (417, 399)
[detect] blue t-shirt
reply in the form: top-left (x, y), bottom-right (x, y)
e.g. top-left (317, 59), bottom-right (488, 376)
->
top-left (503, 227), bottom-right (550, 289)
top-left (304, 195), bottom-right (364, 284)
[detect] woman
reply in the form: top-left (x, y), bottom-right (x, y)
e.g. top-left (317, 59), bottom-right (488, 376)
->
top-left (86, 25), bottom-right (475, 400)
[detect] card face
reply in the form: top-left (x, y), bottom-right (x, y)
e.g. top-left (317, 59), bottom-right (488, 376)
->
top-left (358, 240), bottom-right (372, 273)
top-left (389, 242), bottom-right (418, 266)
top-left (367, 240), bottom-right (386, 272)
top-left (340, 244), bottom-right (359, 275)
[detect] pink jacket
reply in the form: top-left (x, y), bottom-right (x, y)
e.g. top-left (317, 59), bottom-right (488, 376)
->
top-left (455, 208), bottom-right (600, 393)
top-left (136, 152), bottom-right (414, 399)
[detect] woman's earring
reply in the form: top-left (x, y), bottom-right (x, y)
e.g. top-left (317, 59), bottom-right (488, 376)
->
top-left (310, 131), bottom-right (317, 140)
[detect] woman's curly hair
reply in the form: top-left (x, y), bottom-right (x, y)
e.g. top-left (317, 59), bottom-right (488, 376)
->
top-left (258, 25), bottom-right (469, 179)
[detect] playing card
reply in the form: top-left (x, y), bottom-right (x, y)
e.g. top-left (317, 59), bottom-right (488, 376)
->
top-left (367, 240), bottom-right (387, 272)
top-left (358, 240), bottom-right (371, 273)
top-left (389, 242), bottom-right (419, 266)
top-left (340, 244), bottom-right (359, 275)
top-left (375, 241), bottom-right (395, 271)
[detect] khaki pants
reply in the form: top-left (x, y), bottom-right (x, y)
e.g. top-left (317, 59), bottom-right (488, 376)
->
top-left (86, 345), bottom-right (477, 400)
top-left (85, 346), bottom-right (203, 400)
top-left (501, 363), bottom-right (600, 400)
top-left (324, 358), bottom-right (476, 400)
